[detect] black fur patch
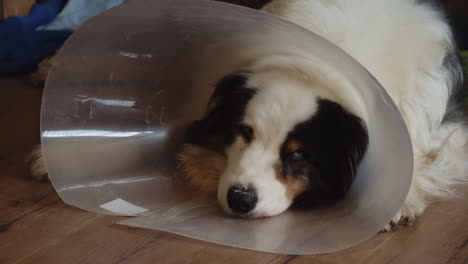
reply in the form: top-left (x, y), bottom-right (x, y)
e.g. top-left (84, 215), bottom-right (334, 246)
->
top-left (183, 72), bottom-right (256, 152)
top-left (442, 49), bottom-right (467, 124)
top-left (213, 0), bottom-right (272, 10)
top-left (282, 99), bottom-right (369, 209)
top-left (420, 0), bottom-right (468, 124)
top-left (415, 0), bottom-right (441, 7)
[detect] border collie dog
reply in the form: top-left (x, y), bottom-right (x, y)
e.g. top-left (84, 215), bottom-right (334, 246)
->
top-left (176, 0), bottom-right (468, 230)
top-left (31, 0), bottom-right (467, 231)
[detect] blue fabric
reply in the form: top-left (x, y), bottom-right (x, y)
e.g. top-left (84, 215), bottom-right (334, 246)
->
top-left (0, 0), bottom-right (71, 73)
top-left (40, 0), bottom-right (134, 31)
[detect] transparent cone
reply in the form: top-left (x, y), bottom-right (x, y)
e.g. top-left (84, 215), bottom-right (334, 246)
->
top-left (41, 0), bottom-right (413, 254)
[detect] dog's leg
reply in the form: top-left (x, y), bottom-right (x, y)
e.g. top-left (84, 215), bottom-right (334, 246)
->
top-left (26, 144), bottom-right (49, 181)
top-left (381, 185), bottom-right (425, 232)
top-left (382, 124), bottom-right (468, 232)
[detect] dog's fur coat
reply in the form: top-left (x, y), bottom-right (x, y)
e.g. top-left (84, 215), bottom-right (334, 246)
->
top-left (177, 0), bottom-right (468, 230)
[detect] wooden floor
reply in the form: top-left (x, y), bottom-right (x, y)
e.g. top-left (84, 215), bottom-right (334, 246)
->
top-left (1, 73), bottom-right (468, 263)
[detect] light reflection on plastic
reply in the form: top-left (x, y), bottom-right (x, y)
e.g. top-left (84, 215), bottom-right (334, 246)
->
top-left (56, 176), bottom-right (157, 191)
top-left (119, 51), bottom-right (139, 59)
top-left (42, 130), bottom-right (164, 138)
top-left (75, 97), bottom-right (136, 107)
top-left (118, 51), bottom-right (153, 59)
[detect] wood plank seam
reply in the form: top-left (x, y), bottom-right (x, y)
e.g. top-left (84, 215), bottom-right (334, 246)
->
top-left (0, 199), bottom-right (60, 232)
top-left (444, 239), bottom-right (468, 264)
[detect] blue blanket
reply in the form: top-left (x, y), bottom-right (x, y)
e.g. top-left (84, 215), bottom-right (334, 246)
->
top-left (0, 0), bottom-right (133, 73)
top-left (0, 0), bottom-right (71, 73)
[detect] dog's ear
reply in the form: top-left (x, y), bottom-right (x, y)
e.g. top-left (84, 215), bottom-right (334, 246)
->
top-left (183, 72), bottom-right (256, 151)
top-left (290, 99), bottom-right (369, 208)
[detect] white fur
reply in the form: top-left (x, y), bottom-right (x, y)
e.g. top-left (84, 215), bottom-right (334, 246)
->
top-left (259, 0), bottom-right (468, 226)
top-left (218, 0), bottom-right (468, 225)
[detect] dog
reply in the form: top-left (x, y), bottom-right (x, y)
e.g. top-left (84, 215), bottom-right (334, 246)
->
top-left (176, 0), bottom-right (468, 230)
top-left (30, 0), bottom-right (467, 231)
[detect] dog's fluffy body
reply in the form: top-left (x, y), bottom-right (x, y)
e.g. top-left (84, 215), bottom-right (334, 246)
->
top-left (263, 0), bottom-right (468, 229)
top-left (31, 0), bottom-right (467, 230)
top-left (178, 0), bottom-right (468, 229)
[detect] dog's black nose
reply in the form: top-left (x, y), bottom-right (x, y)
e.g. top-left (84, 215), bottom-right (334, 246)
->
top-left (227, 184), bottom-right (257, 214)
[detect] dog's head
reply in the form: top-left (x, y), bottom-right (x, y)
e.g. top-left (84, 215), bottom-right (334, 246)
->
top-left (178, 56), bottom-right (369, 218)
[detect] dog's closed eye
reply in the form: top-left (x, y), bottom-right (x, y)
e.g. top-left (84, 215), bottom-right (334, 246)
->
top-left (282, 139), bottom-right (307, 162)
top-left (239, 124), bottom-right (254, 143)
top-left (285, 150), bottom-right (307, 161)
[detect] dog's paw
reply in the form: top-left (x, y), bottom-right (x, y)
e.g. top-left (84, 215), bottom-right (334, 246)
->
top-left (26, 145), bottom-right (49, 181)
top-left (380, 210), bottom-right (415, 232)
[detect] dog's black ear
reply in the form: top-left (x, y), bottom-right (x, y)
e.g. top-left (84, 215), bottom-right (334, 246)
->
top-left (183, 72), bottom-right (256, 151)
top-left (290, 99), bottom-right (369, 208)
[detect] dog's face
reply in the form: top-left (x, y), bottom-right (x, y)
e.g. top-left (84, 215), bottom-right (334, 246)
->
top-left (179, 65), bottom-right (368, 218)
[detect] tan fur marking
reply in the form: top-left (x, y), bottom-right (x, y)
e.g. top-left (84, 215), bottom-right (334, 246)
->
top-left (285, 139), bottom-right (302, 153)
top-left (274, 163), bottom-right (308, 200)
top-left (176, 144), bottom-right (226, 193)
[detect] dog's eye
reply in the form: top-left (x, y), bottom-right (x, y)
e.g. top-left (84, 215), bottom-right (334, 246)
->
top-left (239, 124), bottom-right (253, 142)
top-left (286, 150), bottom-right (306, 161)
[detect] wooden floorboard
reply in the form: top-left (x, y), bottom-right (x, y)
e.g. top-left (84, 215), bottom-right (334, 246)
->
top-left (1, 71), bottom-right (467, 263)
